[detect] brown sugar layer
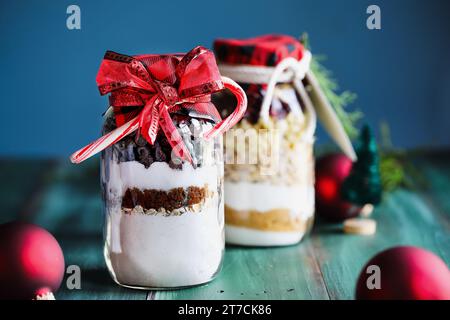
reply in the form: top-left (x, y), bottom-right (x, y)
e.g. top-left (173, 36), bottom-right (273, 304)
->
top-left (122, 185), bottom-right (208, 211)
top-left (225, 205), bottom-right (313, 232)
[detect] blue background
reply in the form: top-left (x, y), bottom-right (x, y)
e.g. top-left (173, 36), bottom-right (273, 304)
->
top-left (1, 0), bottom-right (449, 156)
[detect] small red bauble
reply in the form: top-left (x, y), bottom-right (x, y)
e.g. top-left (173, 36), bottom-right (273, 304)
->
top-left (356, 246), bottom-right (450, 300)
top-left (315, 153), bottom-right (361, 221)
top-left (0, 221), bottom-right (65, 300)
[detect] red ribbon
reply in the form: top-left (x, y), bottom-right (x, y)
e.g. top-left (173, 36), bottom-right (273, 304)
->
top-left (71, 46), bottom-right (247, 164)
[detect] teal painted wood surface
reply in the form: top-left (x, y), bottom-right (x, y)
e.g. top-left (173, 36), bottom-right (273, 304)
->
top-left (0, 153), bottom-right (448, 300)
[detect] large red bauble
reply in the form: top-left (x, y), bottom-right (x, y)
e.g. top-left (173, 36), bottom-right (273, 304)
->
top-left (315, 153), bottom-right (360, 221)
top-left (0, 221), bottom-right (65, 300)
top-left (356, 246), bottom-right (450, 300)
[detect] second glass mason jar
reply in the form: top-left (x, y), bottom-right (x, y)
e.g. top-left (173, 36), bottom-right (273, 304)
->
top-left (214, 35), bottom-right (317, 246)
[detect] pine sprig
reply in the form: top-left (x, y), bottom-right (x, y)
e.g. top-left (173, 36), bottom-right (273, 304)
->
top-left (378, 121), bottom-right (426, 191)
top-left (379, 154), bottom-right (406, 191)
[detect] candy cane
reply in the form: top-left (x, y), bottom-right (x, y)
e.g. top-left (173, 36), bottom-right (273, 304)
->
top-left (70, 77), bottom-right (247, 164)
top-left (203, 76), bottom-right (248, 140)
top-left (70, 117), bottom-right (139, 164)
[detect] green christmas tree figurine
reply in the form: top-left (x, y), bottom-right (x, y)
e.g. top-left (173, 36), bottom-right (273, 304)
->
top-left (341, 125), bottom-right (382, 205)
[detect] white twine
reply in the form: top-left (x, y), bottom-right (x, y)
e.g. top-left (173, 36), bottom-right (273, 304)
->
top-left (218, 51), bottom-right (312, 85)
top-left (218, 51), bottom-right (316, 141)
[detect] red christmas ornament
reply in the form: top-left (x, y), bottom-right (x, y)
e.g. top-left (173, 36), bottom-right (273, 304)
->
top-left (315, 153), bottom-right (361, 221)
top-left (0, 221), bottom-right (65, 300)
top-left (356, 246), bottom-right (450, 300)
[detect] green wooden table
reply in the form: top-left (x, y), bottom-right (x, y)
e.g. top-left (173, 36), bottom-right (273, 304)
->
top-left (1, 152), bottom-right (449, 300)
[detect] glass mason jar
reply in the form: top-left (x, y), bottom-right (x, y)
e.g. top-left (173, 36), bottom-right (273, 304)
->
top-left (101, 110), bottom-right (225, 289)
top-left (214, 36), bottom-right (316, 246)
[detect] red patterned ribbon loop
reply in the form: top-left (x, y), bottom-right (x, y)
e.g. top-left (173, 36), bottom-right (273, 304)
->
top-left (70, 47), bottom-right (247, 164)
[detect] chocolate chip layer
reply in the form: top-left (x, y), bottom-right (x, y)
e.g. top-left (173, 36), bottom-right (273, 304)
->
top-left (103, 112), bottom-right (217, 169)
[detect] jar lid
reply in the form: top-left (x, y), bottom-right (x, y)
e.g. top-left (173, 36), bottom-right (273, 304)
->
top-left (214, 34), bottom-right (305, 67)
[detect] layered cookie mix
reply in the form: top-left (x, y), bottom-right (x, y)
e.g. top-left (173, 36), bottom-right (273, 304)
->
top-left (220, 87), bottom-right (315, 246)
top-left (101, 112), bottom-right (225, 288)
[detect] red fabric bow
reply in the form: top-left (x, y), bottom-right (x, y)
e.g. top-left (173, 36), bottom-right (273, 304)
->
top-left (70, 47), bottom-right (247, 165)
top-left (97, 46), bottom-right (224, 162)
